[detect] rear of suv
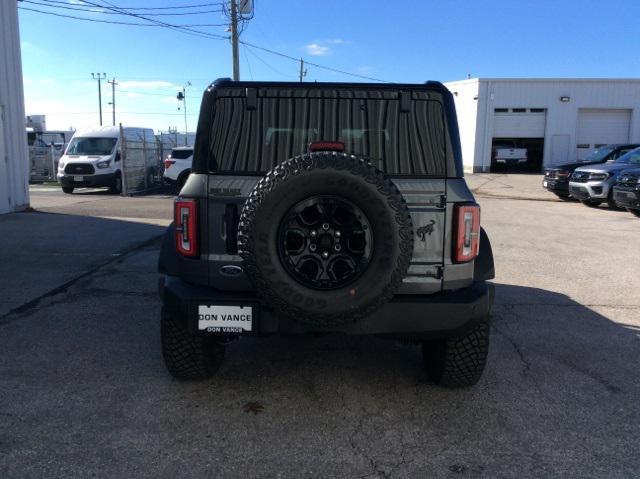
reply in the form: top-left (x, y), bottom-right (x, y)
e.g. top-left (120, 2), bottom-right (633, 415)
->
top-left (158, 80), bottom-right (495, 388)
top-left (163, 146), bottom-right (193, 189)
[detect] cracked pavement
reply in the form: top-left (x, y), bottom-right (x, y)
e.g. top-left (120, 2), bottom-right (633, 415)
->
top-left (1, 182), bottom-right (640, 478)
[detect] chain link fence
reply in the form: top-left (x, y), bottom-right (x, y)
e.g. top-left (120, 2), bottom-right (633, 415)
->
top-left (29, 145), bottom-right (63, 182)
top-left (120, 127), bottom-right (163, 195)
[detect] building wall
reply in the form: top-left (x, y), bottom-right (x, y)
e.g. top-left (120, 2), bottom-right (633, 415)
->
top-left (473, 79), bottom-right (640, 172)
top-left (0, 1), bottom-right (29, 214)
top-left (444, 79), bottom-right (480, 172)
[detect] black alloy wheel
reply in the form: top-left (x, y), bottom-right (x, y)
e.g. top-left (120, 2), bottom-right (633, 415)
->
top-left (278, 195), bottom-right (373, 290)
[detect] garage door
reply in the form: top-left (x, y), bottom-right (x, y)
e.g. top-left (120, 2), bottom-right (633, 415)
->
top-left (576, 109), bottom-right (631, 159)
top-left (493, 109), bottom-right (546, 138)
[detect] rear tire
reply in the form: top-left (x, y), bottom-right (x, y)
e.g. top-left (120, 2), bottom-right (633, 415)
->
top-left (581, 199), bottom-right (602, 207)
top-left (422, 315), bottom-right (490, 388)
top-left (62, 186), bottom-right (74, 194)
top-left (627, 208), bottom-right (640, 218)
top-left (161, 307), bottom-right (225, 380)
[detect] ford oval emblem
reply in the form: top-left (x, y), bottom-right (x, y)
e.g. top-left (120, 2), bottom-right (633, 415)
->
top-left (220, 265), bottom-right (243, 277)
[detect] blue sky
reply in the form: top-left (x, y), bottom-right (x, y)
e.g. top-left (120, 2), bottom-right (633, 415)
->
top-left (18, 0), bottom-right (640, 132)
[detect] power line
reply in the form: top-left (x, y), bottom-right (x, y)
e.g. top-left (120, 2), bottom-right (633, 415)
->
top-left (33, 0), bottom-right (224, 16)
top-left (244, 45), bottom-right (298, 80)
top-left (18, 6), bottom-right (229, 28)
top-left (116, 89), bottom-right (177, 97)
top-left (242, 46), bottom-right (254, 81)
top-left (71, 1), bottom-right (226, 10)
top-left (242, 41), bottom-right (390, 83)
top-left (73, 0), bottom-right (230, 40)
top-left (23, 1), bottom-right (390, 83)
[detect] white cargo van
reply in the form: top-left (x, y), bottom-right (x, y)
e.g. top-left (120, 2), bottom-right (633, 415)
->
top-left (57, 126), bottom-right (155, 194)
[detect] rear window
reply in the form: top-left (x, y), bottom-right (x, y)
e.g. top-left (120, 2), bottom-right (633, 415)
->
top-left (207, 89), bottom-right (446, 176)
top-left (171, 149), bottom-right (193, 160)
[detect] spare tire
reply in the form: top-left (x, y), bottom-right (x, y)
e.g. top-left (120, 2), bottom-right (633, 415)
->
top-left (238, 151), bottom-right (413, 326)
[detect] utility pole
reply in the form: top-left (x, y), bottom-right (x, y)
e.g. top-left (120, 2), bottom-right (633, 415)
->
top-left (299, 58), bottom-right (307, 82)
top-left (91, 72), bottom-right (107, 126)
top-left (107, 77), bottom-right (117, 126)
top-left (176, 81), bottom-right (191, 145)
top-left (230, 0), bottom-right (240, 80)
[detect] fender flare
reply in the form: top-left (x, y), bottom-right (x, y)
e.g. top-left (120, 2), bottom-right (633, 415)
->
top-left (158, 223), bottom-right (180, 275)
top-left (474, 227), bottom-right (495, 281)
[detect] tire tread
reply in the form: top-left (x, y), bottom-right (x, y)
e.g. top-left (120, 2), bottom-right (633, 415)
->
top-left (423, 317), bottom-right (490, 388)
top-left (161, 307), bottom-right (225, 380)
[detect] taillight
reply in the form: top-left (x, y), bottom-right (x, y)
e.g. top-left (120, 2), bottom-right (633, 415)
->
top-left (175, 198), bottom-right (198, 257)
top-left (164, 159), bottom-right (175, 170)
top-left (453, 203), bottom-right (480, 263)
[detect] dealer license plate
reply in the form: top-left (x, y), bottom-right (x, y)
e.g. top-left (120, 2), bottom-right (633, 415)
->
top-left (74, 176), bottom-right (84, 182)
top-left (198, 305), bottom-right (253, 333)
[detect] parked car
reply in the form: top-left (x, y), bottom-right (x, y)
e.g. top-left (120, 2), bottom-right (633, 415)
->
top-left (543, 144), bottom-right (639, 199)
top-left (158, 79), bottom-right (495, 388)
top-left (163, 146), bottom-right (193, 189)
top-left (57, 126), bottom-right (155, 194)
top-left (491, 140), bottom-right (527, 171)
top-left (569, 147), bottom-right (640, 208)
top-left (613, 168), bottom-right (640, 217)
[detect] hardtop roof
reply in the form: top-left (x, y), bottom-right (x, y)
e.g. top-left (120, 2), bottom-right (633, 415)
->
top-left (207, 78), bottom-right (448, 92)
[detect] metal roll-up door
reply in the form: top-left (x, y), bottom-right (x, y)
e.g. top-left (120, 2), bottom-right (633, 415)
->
top-left (576, 108), bottom-right (631, 159)
top-left (493, 110), bottom-right (546, 138)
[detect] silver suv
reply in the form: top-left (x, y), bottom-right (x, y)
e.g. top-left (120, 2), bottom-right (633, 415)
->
top-left (570, 147), bottom-right (640, 208)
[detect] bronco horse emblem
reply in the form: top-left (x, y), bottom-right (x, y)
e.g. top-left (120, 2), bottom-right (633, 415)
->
top-left (416, 220), bottom-right (436, 241)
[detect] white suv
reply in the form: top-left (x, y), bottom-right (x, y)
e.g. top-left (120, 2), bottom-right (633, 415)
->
top-left (163, 146), bottom-right (193, 189)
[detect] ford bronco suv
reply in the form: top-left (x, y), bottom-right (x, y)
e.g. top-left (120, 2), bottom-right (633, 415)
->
top-left (158, 79), bottom-right (495, 388)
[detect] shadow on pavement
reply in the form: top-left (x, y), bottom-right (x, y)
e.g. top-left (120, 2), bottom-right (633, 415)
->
top-left (1, 271), bottom-right (639, 477)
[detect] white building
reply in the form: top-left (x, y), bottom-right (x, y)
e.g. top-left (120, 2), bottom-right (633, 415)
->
top-left (444, 78), bottom-right (640, 173)
top-left (0, 1), bottom-right (29, 214)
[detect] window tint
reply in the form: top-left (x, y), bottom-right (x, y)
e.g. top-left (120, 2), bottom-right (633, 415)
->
top-left (616, 148), bottom-right (640, 164)
top-left (613, 148), bottom-right (633, 159)
top-left (171, 149), bottom-right (193, 159)
top-left (207, 92), bottom-right (446, 176)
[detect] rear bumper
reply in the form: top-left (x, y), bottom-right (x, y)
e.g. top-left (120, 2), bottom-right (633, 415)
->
top-left (58, 172), bottom-right (116, 188)
top-left (160, 276), bottom-right (494, 339)
top-left (613, 186), bottom-right (640, 209)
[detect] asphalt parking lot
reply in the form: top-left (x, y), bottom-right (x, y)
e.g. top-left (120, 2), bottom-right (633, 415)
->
top-left (1, 178), bottom-right (639, 478)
